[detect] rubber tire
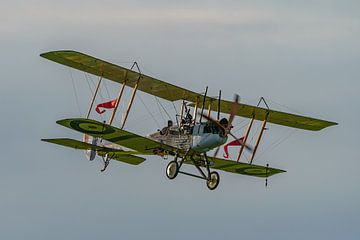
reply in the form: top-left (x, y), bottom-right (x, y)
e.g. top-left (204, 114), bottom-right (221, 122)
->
top-left (166, 161), bottom-right (179, 180)
top-left (206, 171), bottom-right (220, 190)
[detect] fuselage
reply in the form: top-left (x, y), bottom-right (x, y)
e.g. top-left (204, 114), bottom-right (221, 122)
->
top-left (148, 122), bottom-right (227, 153)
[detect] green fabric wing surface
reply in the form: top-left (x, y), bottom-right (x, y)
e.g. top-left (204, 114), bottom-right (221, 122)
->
top-left (54, 118), bottom-right (285, 177)
top-left (42, 138), bottom-right (145, 165)
top-left (56, 118), bottom-right (180, 155)
top-left (41, 50), bottom-right (337, 131)
top-left (189, 155), bottom-right (285, 178)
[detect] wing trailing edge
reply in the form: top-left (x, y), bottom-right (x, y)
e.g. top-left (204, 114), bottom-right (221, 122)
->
top-left (41, 50), bottom-right (337, 131)
top-left (42, 138), bottom-right (146, 165)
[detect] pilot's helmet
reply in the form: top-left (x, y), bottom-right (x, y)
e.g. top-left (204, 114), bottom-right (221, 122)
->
top-left (219, 118), bottom-right (228, 127)
top-left (168, 120), bottom-right (173, 127)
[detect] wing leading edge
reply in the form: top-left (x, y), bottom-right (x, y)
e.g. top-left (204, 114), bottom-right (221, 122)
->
top-left (55, 118), bottom-right (181, 155)
top-left (41, 50), bottom-right (337, 131)
top-left (54, 118), bottom-right (285, 177)
top-left (42, 138), bottom-right (146, 165)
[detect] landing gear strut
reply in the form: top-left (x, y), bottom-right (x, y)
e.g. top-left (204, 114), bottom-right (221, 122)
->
top-left (165, 152), bottom-right (220, 190)
top-left (100, 153), bottom-right (111, 172)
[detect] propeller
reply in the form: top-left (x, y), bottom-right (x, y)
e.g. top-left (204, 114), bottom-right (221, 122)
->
top-left (200, 94), bottom-right (252, 158)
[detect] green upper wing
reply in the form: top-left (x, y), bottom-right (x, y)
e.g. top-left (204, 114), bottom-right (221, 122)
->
top-left (40, 50), bottom-right (199, 102)
top-left (41, 50), bottom-right (337, 131)
top-left (193, 100), bottom-right (337, 131)
top-left (56, 118), bottom-right (181, 155)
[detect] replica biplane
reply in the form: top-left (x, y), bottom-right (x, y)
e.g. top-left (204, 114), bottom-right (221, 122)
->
top-left (41, 50), bottom-right (337, 190)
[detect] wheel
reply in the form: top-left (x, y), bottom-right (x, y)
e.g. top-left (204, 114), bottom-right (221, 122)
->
top-left (166, 160), bottom-right (179, 180)
top-left (206, 171), bottom-right (220, 190)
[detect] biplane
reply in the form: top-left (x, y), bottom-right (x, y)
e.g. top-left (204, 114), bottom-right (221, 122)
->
top-left (41, 50), bottom-right (337, 190)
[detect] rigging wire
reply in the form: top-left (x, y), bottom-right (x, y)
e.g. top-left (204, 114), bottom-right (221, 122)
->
top-left (171, 101), bottom-right (178, 117)
top-left (84, 73), bottom-right (94, 96)
top-left (138, 94), bottom-right (161, 128)
top-left (266, 99), bottom-right (303, 115)
top-left (69, 70), bottom-right (82, 115)
top-left (242, 151), bottom-right (250, 162)
top-left (83, 73), bottom-right (105, 122)
top-left (256, 129), bottom-right (297, 161)
top-left (171, 101), bottom-right (179, 125)
top-left (103, 80), bottom-right (111, 98)
top-left (232, 120), bottom-right (248, 135)
top-left (155, 96), bottom-right (172, 121)
top-left (154, 96), bottom-right (166, 124)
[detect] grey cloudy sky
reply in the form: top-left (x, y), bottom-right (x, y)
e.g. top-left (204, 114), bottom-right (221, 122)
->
top-left (1, 1), bottom-right (359, 239)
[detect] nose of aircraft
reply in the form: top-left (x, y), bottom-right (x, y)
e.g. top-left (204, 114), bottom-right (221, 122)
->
top-left (192, 134), bottom-right (227, 152)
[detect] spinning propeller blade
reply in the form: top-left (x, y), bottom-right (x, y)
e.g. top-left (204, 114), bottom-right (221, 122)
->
top-left (200, 94), bottom-right (252, 158)
top-left (213, 146), bottom-right (221, 159)
top-left (226, 94), bottom-right (240, 135)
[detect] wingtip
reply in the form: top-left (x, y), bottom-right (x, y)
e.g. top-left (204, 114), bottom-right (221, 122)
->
top-left (40, 50), bottom-right (78, 58)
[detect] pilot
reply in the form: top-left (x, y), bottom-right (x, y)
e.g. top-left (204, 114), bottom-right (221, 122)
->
top-left (184, 113), bottom-right (192, 124)
top-left (160, 120), bottom-right (173, 135)
top-left (168, 120), bottom-right (173, 128)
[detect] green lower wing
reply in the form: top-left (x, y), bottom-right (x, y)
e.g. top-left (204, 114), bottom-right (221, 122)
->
top-left (56, 118), bottom-right (180, 155)
top-left (188, 156), bottom-right (285, 178)
top-left (97, 152), bottom-right (145, 165)
top-left (42, 138), bottom-right (145, 165)
top-left (52, 119), bottom-right (285, 176)
top-left (42, 138), bottom-right (105, 151)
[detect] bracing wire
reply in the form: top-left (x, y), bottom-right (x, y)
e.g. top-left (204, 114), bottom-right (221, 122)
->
top-left (256, 129), bottom-right (297, 161)
top-left (69, 70), bottom-right (82, 115)
top-left (171, 101), bottom-right (179, 125)
top-left (232, 121), bottom-right (248, 135)
top-left (154, 97), bottom-right (166, 124)
top-left (103, 80), bottom-right (111, 98)
top-left (171, 101), bottom-right (178, 117)
top-left (138, 94), bottom-right (161, 128)
top-left (155, 96), bottom-right (172, 121)
top-left (84, 73), bottom-right (94, 96)
top-left (267, 99), bottom-right (303, 115)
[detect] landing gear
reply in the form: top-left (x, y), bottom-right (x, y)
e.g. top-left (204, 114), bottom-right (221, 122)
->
top-left (166, 160), bottom-right (179, 179)
top-left (165, 152), bottom-right (220, 190)
top-left (206, 171), bottom-right (220, 190)
top-left (100, 153), bottom-right (111, 172)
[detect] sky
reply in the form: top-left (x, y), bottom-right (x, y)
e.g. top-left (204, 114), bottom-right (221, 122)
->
top-left (1, 0), bottom-right (359, 239)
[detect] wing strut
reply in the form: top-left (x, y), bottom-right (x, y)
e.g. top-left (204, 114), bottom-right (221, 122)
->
top-left (121, 62), bottom-right (142, 129)
top-left (193, 96), bottom-right (200, 123)
top-left (217, 90), bottom-right (221, 120)
top-left (109, 70), bottom-right (127, 125)
top-left (250, 112), bottom-right (268, 164)
top-left (249, 97), bottom-right (270, 164)
top-left (236, 116), bottom-right (255, 162)
top-left (199, 86), bottom-right (208, 123)
top-left (86, 74), bottom-right (103, 119)
top-left (207, 99), bottom-right (213, 118)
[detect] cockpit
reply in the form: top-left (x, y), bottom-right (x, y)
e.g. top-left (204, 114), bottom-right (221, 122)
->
top-left (203, 122), bottom-right (222, 134)
top-left (192, 121), bottom-right (224, 136)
